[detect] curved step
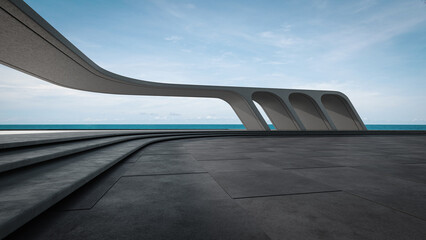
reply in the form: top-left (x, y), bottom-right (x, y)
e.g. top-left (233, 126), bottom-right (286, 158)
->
top-left (0, 132), bottom-right (137, 150)
top-left (0, 132), bottom-right (207, 174)
top-left (0, 131), bottom-right (209, 150)
top-left (0, 130), bottom-right (271, 150)
top-left (0, 134), bottom-right (207, 239)
top-left (0, 134), bottom-right (146, 173)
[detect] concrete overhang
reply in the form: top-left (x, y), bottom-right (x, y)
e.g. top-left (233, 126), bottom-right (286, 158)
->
top-left (0, 0), bottom-right (366, 131)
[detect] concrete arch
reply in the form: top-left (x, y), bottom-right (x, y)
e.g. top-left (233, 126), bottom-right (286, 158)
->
top-left (321, 94), bottom-right (362, 130)
top-left (289, 93), bottom-right (330, 130)
top-left (0, 0), bottom-right (365, 131)
top-left (252, 92), bottom-right (299, 130)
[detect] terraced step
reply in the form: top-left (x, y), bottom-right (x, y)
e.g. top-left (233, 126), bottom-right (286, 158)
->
top-left (0, 132), bottom-right (135, 150)
top-left (0, 135), bottom-right (141, 173)
top-left (0, 131), bottom-right (203, 150)
top-left (0, 134), bottom-right (204, 239)
top-left (0, 133), bottom-right (181, 173)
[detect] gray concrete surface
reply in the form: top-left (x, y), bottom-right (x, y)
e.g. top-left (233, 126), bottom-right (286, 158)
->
top-left (0, 130), bottom-right (208, 149)
top-left (0, 135), bottom-right (212, 239)
top-left (237, 192), bottom-right (426, 240)
top-left (0, 139), bottom-right (148, 238)
top-left (5, 133), bottom-right (426, 239)
top-left (0, 134), bottom-right (168, 173)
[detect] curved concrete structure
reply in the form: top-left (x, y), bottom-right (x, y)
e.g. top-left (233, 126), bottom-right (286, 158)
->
top-left (321, 94), bottom-right (364, 130)
top-left (0, 0), bottom-right (366, 131)
top-left (289, 93), bottom-right (331, 131)
top-left (252, 92), bottom-right (299, 130)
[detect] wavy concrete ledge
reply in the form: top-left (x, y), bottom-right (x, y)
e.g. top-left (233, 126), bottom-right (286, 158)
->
top-left (0, 0), bottom-right (366, 131)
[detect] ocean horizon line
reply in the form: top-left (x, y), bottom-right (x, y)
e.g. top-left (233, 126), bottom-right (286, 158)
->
top-left (0, 124), bottom-right (426, 131)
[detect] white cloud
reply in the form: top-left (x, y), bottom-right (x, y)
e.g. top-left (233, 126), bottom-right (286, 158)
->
top-left (316, 1), bottom-right (426, 62)
top-left (291, 79), bottom-right (426, 124)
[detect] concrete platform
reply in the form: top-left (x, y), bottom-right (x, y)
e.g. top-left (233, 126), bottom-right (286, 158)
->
top-left (4, 133), bottom-right (426, 239)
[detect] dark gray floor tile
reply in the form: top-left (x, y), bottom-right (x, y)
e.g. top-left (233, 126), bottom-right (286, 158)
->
top-left (394, 153), bottom-right (426, 162)
top-left (245, 152), bottom-right (295, 160)
top-left (141, 148), bottom-right (190, 155)
top-left (96, 174), bottom-right (230, 208)
top-left (9, 200), bottom-right (270, 240)
top-left (237, 192), bottom-right (426, 240)
top-left (200, 159), bottom-right (278, 172)
top-left (316, 154), bottom-right (420, 166)
top-left (210, 170), bottom-right (337, 199)
top-left (141, 144), bottom-right (189, 155)
top-left (123, 154), bottom-right (206, 175)
top-left (353, 163), bottom-right (426, 184)
top-left (54, 162), bottom-right (133, 210)
top-left (247, 150), bottom-right (342, 160)
top-left (257, 156), bottom-right (340, 169)
top-left (5, 134), bottom-right (426, 239)
top-left (138, 153), bottom-right (191, 161)
top-left (190, 152), bottom-right (251, 161)
top-left (9, 173), bottom-right (269, 240)
top-left (290, 167), bottom-right (426, 219)
top-left (187, 148), bottom-right (267, 155)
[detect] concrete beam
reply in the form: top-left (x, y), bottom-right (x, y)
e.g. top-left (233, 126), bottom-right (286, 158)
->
top-left (0, 0), bottom-right (366, 131)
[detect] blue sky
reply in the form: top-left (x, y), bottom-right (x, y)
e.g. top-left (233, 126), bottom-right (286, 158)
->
top-left (1, 0), bottom-right (426, 124)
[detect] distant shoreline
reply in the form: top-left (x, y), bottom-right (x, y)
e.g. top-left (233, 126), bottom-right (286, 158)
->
top-left (0, 124), bottom-right (425, 131)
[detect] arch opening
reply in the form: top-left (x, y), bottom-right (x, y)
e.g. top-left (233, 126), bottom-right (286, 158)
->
top-left (252, 92), bottom-right (299, 130)
top-left (321, 94), bottom-right (361, 130)
top-left (289, 93), bottom-right (330, 130)
top-left (252, 101), bottom-right (275, 130)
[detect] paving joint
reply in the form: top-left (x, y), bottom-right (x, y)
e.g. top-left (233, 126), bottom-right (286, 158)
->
top-left (208, 173), bottom-right (234, 200)
top-left (121, 171), bottom-right (208, 178)
top-left (345, 191), bottom-right (426, 222)
top-left (232, 190), bottom-right (343, 200)
top-left (281, 166), bottom-right (347, 170)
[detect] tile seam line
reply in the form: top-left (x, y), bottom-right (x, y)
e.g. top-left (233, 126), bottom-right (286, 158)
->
top-left (138, 153), bottom-right (193, 157)
top-left (67, 171), bottom-right (229, 211)
top-left (195, 158), bottom-right (251, 161)
top-left (232, 190), bottom-right (342, 200)
top-left (121, 171), bottom-right (208, 178)
top-left (61, 141), bottom-right (176, 211)
top-left (70, 171), bottom-right (209, 210)
top-left (62, 173), bottom-right (130, 212)
top-left (86, 172), bottom-right (127, 210)
top-left (400, 162), bottom-right (426, 165)
top-left (345, 191), bottom-right (426, 222)
top-left (208, 173), bottom-right (234, 200)
top-left (83, 141), bottom-right (157, 209)
top-left (281, 166), bottom-right (347, 170)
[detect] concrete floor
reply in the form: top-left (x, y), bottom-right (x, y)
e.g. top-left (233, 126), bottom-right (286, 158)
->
top-left (6, 134), bottom-right (426, 239)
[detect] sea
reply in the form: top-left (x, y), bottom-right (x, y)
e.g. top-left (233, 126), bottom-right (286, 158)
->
top-left (0, 124), bottom-right (425, 130)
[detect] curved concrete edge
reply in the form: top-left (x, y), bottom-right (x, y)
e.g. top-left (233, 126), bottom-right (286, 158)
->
top-left (0, 133), bottom-right (218, 240)
top-left (252, 92), bottom-right (299, 131)
top-left (0, 131), bottom-right (204, 150)
top-left (1, 130), bottom-right (425, 239)
top-left (0, 0), bottom-right (366, 131)
top-left (0, 139), bottom-right (147, 240)
top-left (0, 133), bottom-right (206, 173)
